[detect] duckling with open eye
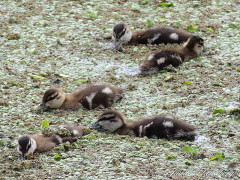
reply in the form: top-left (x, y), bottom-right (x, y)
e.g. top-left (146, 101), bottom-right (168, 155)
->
top-left (41, 84), bottom-right (123, 111)
top-left (113, 23), bottom-right (192, 50)
top-left (139, 35), bottom-right (204, 75)
top-left (17, 125), bottom-right (84, 157)
top-left (91, 110), bottom-right (196, 141)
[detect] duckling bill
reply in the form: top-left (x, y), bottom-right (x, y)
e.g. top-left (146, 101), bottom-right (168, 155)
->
top-left (113, 23), bottom-right (193, 50)
top-left (17, 125), bottom-right (84, 157)
top-left (41, 84), bottom-right (123, 111)
top-left (139, 35), bottom-right (204, 75)
top-left (91, 110), bottom-right (196, 141)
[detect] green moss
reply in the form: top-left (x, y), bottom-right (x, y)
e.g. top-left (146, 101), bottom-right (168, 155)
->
top-left (1, 0), bottom-right (240, 179)
top-left (213, 108), bottom-right (226, 114)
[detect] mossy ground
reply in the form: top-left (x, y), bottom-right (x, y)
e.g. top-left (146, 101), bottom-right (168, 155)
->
top-left (0, 0), bottom-right (239, 179)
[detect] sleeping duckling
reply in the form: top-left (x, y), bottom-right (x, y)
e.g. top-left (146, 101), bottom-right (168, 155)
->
top-left (17, 125), bottom-right (84, 157)
top-left (113, 23), bottom-right (192, 50)
top-left (139, 35), bottom-right (204, 75)
top-left (91, 110), bottom-right (196, 141)
top-left (41, 84), bottom-right (123, 111)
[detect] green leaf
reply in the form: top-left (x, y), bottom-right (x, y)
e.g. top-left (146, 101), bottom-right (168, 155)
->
top-left (39, 72), bottom-right (48, 76)
top-left (228, 24), bottom-right (238, 29)
top-left (58, 74), bottom-right (69, 78)
top-left (146, 19), bottom-right (154, 27)
top-left (41, 120), bottom-right (50, 128)
top-left (159, 18), bottom-right (167, 23)
top-left (30, 75), bottom-right (45, 81)
top-left (75, 79), bottom-right (88, 84)
top-left (2, 60), bottom-right (11, 64)
top-left (210, 153), bottom-right (225, 161)
top-left (0, 141), bottom-right (4, 146)
top-left (166, 154), bottom-right (177, 159)
top-left (140, 146), bottom-right (150, 151)
top-left (184, 81), bottom-right (193, 85)
top-left (132, 47), bottom-right (138, 52)
top-left (181, 85), bottom-right (188, 90)
top-left (207, 28), bottom-right (214, 33)
top-left (184, 161), bottom-right (192, 166)
top-left (137, 141), bottom-right (145, 146)
top-left (140, 0), bottom-right (150, 5)
top-left (85, 134), bottom-right (97, 139)
top-left (237, 68), bottom-right (240, 72)
top-left (187, 25), bottom-right (198, 32)
top-left (54, 153), bottom-right (61, 160)
top-left (159, 2), bottom-right (174, 7)
top-left (113, 13), bottom-right (120, 18)
top-left (162, 104), bottom-right (171, 109)
top-left (182, 146), bottom-right (198, 155)
top-left (213, 108), bottom-right (226, 114)
top-left (88, 12), bottom-right (97, 19)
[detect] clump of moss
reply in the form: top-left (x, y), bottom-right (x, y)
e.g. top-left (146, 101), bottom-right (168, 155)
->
top-left (42, 126), bottom-right (72, 137)
top-left (6, 33), bottom-right (20, 40)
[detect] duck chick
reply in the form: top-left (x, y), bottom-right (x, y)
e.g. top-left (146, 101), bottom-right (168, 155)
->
top-left (41, 84), bottom-right (123, 111)
top-left (17, 125), bottom-right (84, 157)
top-left (139, 35), bottom-right (204, 75)
top-left (91, 110), bottom-right (196, 141)
top-left (113, 23), bottom-right (192, 50)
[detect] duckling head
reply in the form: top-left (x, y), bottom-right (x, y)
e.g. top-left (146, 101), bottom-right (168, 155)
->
top-left (139, 54), bottom-right (159, 75)
top-left (183, 35), bottom-right (204, 55)
top-left (113, 23), bottom-right (133, 50)
top-left (17, 135), bottom-right (37, 158)
top-left (90, 110), bottom-right (125, 132)
top-left (41, 88), bottom-right (66, 110)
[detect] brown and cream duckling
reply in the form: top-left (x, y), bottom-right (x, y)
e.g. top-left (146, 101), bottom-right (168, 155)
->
top-left (113, 23), bottom-right (192, 50)
top-left (139, 35), bottom-right (204, 75)
top-left (91, 110), bottom-right (196, 141)
top-left (17, 125), bottom-right (84, 157)
top-left (41, 84), bottom-right (123, 111)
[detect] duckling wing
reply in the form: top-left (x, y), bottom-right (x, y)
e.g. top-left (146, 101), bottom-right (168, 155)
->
top-left (31, 134), bottom-right (60, 152)
top-left (132, 116), bottom-right (196, 141)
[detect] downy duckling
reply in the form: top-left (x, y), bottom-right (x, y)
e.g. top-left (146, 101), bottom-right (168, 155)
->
top-left (41, 84), bottom-right (123, 111)
top-left (17, 125), bottom-right (84, 157)
top-left (139, 35), bottom-right (204, 75)
top-left (113, 23), bottom-right (192, 50)
top-left (91, 110), bottom-right (196, 141)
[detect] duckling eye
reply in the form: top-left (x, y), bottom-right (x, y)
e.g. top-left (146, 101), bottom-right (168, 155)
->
top-left (47, 94), bottom-right (58, 102)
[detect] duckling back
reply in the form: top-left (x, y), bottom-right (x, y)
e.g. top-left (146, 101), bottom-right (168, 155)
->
top-left (139, 35), bottom-right (204, 75)
top-left (140, 49), bottom-right (185, 75)
top-left (79, 85), bottom-right (123, 110)
top-left (131, 26), bottom-right (192, 45)
top-left (132, 115), bottom-right (196, 141)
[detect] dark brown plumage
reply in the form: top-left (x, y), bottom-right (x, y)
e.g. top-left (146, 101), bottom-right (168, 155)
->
top-left (130, 26), bottom-right (191, 45)
top-left (91, 110), bottom-right (196, 141)
top-left (41, 84), bottom-right (123, 111)
top-left (113, 23), bottom-right (192, 50)
top-left (17, 125), bottom-right (85, 157)
top-left (139, 35), bottom-right (204, 75)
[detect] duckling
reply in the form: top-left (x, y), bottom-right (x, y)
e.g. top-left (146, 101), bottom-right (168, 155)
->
top-left (91, 110), bottom-right (196, 141)
top-left (113, 23), bottom-right (192, 50)
top-left (139, 35), bottom-right (204, 75)
top-left (17, 125), bottom-right (84, 157)
top-left (41, 84), bottom-right (123, 111)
